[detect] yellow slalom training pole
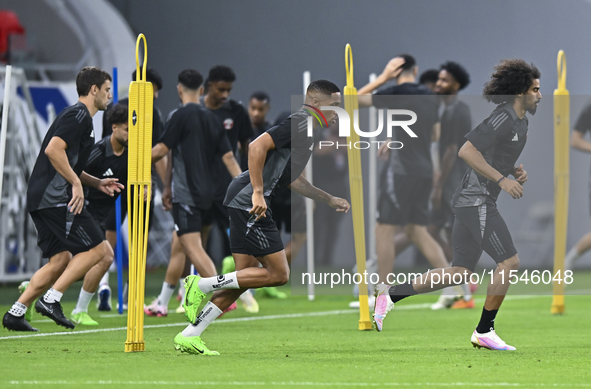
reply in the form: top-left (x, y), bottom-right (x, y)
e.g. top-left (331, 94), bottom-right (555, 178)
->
top-left (125, 33), bottom-right (153, 352)
top-left (344, 44), bottom-right (372, 330)
top-left (552, 50), bottom-right (569, 315)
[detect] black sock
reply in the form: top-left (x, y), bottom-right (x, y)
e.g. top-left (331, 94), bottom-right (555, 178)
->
top-left (476, 307), bottom-right (498, 334)
top-left (388, 282), bottom-right (418, 304)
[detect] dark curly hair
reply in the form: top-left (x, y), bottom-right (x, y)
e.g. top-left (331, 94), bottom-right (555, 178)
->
top-left (440, 61), bottom-right (470, 90)
top-left (483, 59), bottom-right (540, 104)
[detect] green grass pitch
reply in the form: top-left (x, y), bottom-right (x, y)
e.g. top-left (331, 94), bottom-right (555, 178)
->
top-left (1, 272), bottom-right (590, 388)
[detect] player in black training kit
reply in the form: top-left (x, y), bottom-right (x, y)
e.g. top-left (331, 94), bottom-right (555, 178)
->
top-left (149, 69), bottom-right (242, 317)
top-left (373, 59), bottom-right (541, 351)
top-left (202, 66), bottom-right (254, 256)
top-left (563, 103), bottom-right (591, 270)
top-left (358, 55), bottom-right (454, 301)
top-left (429, 61), bottom-right (474, 310)
top-left (176, 80), bottom-right (350, 355)
top-left (3, 67), bottom-right (123, 332)
top-left (68, 103), bottom-right (129, 325)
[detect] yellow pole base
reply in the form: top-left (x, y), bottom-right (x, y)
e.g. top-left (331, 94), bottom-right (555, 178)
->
top-left (125, 341), bottom-right (145, 352)
top-left (551, 295), bottom-right (565, 315)
top-left (358, 319), bottom-right (373, 331)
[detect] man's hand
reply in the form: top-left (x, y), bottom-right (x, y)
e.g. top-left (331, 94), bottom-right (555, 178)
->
top-left (250, 191), bottom-right (267, 221)
top-left (499, 177), bottom-right (524, 199)
top-left (512, 164), bottom-right (528, 185)
top-left (97, 178), bottom-right (124, 197)
top-left (162, 186), bottom-right (172, 211)
top-left (328, 196), bottom-right (350, 213)
top-left (431, 186), bottom-right (443, 210)
top-left (69, 181), bottom-right (85, 214)
top-left (380, 57), bottom-right (406, 81)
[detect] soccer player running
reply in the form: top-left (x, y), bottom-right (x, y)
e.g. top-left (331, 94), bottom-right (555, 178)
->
top-left (2, 67), bottom-right (122, 332)
top-left (70, 103), bottom-right (129, 325)
top-left (563, 103), bottom-right (591, 271)
top-left (176, 80), bottom-right (350, 355)
top-left (429, 61), bottom-right (474, 310)
top-left (373, 59), bottom-right (541, 351)
top-left (358, 55), bottom-right (457, 301)
top-left (148, 69), bottom-right (241, 317)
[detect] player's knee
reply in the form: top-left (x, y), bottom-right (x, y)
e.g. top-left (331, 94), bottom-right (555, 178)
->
top-left (91, 242), bottom-right (107, 263)
top-left (503, 255), bottom-right (520, 271)
top-left (272, 267), bottom-right (290, 286)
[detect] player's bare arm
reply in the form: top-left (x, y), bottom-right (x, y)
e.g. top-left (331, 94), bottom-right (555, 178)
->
top-left (248, 132), bottom-right (275, 220)
top-left (289, 174), bottom-right (350, 213)
top-left (432, 142), bottom-right (459, 209)
top-left (357, 57), bottom-right (406, 107)
top-left (45, 136), bottom-right (85, 214)
top-left (458, 140), bottom-right (523, 199)
top-left (161, 150), bottom-right (173, 211)
top-left (222, 151), bottom-right (242, 178)
top-left (570, 129), bottom-right (591, 153)
top-left (151, 142), bottom-right (169, 163)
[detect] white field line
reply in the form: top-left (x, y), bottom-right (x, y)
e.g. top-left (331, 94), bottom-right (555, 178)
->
top-left (4, 380), bottom-right (591, 387)
top-left (1, 293), bottom-right (587, 340)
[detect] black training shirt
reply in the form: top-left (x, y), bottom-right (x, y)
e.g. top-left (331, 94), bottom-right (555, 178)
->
top-left (27, 102), bottom-right (95, 212)
top-left (374, 83), bottom-right (439, 178)
top-left (158, 102), bottom-right (232, 210)
top-left (201, 97), bottom-right (255, 200)
top-left (83, 135), bottom-right (128, 220)
top-left (452, 102), bottom-right (528, 207)
top-left (224, 111), bottom-right (313, 211)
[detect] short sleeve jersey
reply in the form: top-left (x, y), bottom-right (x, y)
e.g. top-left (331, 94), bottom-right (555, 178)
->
top-left (373, 83), bottom-right (439, 178)
top-left (158, 102), bottom-right (232, 210)
top-left (83, 135), bottom-right (128, 220)
top-left (224, 111), bottom-right (312, 211)
top-left (27, 102), bottom-right (95, 212)
top-left (439, 99), bottom-right (472, 195)
top-left (201, 97), bottom-right (255, 200)
top-left (452, 103), bottom-right (528, 207)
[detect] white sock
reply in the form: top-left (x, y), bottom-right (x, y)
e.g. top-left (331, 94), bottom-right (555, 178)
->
top-left (43, 288), bottom-right (63, 303)
top-left (181, 301), bottom-right (223, 337)
top-left (72, 289), bottom-right (95, 314)
top-left (8, 302), bottom-right (27, 317)
top-left (197, 271), bottom-right (240, 294)
top-left (100, 271), bottom-right (109, 286)
top-left (157, 282), bottom-right (176, 307)
top-left (565, 246), bottom-right (580, 271)
top-left (460, 283), bottom-right (472, 301)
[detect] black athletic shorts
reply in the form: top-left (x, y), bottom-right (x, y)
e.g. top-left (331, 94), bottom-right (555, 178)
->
top-left (228, 207), bottom-right (284, 257)
top-left (377, 175), bottom-right (431, 226)
top-left (451, 201), bottom-right (517, 272)
top-left (208, 200), bottom-right (230, 230)
top-left (30, 207), bottom-right (104, 258)
top-left (271, 194), bottom-right (306, 233)
top-left (172, 203), bottom-right (210, 236)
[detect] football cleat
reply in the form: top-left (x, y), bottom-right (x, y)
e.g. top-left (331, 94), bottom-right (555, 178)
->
top-left (144, 300), bottom-right (168, 317)
top-left (174, 333), bottom-right (219, 355)
top-left (451, 298), bottom-right (475, 309)
top-left (471, 329), bottom-right (516, 351)
top-left (183, 276), bottom-right (206, 323)
top-left (97, 284), bottom-right (112, 312)
top-left (373, 284), bottom-right (394, 332)
top-left (35, 299), bottom-right (75, 329)
top-left (71, 311), bottom-right (99, 326)
top-left (2, 312), bottom-right (38, 332)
